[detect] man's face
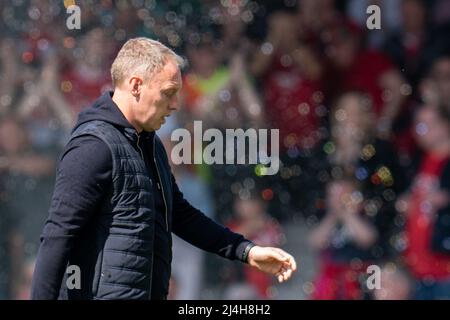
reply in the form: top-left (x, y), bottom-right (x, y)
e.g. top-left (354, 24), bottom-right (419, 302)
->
top-left (431, 58), bottom-right (450, 107)
top-left (333, 94), bottom-right (373, 143)
top-left (135, 59), bottom-right (182, 131)
top-left (327, 37), bottom-right (358, 70)
top-left (402, 0), bottom-right (426, 31)
top-left (414, 106), bottom-right (450, 151)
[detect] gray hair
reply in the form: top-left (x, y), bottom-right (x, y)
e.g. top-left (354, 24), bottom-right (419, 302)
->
top-left (110, 37), bottom-right (184, 87)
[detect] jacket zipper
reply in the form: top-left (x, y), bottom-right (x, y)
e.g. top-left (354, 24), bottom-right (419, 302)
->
top-left (137, 133), bottom-right (169, 231)
top-left (136, 133), bottom-right (154, 299)
top-left (153, 135), bottom-right (169, 232)
top-left (136, 133), bottom-right (144, 159)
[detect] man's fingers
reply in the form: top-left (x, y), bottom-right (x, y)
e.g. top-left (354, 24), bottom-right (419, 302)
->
top-left (278, 274), bottom-right (283, 283)
top-left (282, 267), bottom-right (292, 280)
top-left (282, 253), bottom-right (297, 272)
top-left (274, 248), bottom-right (297, 271)
top-left (276, 271), bottom-right (284, 283)
top-left (285, 254), bottom-right (297, 271)
top-left (269, 249), bottom-right (288, 262)
top-left (275, 265), bottom-right (294, 283)
top-left (285, 268), bottom-right (292, 280)
top-left (256, 247), bottom-right (297, 282)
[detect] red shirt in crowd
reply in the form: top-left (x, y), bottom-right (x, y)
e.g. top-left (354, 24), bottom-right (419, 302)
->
top-left (337, 51), bottom-right (394, 116)
top-left (61, 67), bottom-right (111, 114)
top-left (228, 217), bottom-right (283, 298)
top-left (404, 153), bottom-right (450, 280)
top-left (263, 54), bottom-right (323, 152)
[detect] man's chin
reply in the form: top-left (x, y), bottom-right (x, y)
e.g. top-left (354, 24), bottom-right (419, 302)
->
top-left (153, 122), bottom-right (163, 131)
top-left (143, 118), bottom-right (165, 132)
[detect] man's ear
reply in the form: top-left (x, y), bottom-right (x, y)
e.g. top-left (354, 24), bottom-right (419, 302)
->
top-left (129, 76), bottom-right (143, 97)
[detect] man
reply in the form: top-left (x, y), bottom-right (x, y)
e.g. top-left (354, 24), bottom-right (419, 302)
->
top-left (401, 104), bottom-right (450, 299)
top-left (30, 38), bottom-right (297, 300)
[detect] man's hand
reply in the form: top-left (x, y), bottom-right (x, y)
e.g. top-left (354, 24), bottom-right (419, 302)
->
top-left (247, 246), bottom-right (297, 283)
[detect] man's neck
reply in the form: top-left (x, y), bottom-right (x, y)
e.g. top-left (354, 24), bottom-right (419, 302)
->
top-left (112, 90), bottom-right (143, 133)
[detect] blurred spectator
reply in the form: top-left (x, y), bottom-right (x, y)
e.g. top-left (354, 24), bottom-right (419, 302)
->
top-left (183, 36), bottom-right (263, 129)
top-left (383, 0), bottom-right (434, 88)
top-left (15, 49), bottom-right (74, 133)
top-left (323, 19), bottom-right (409, 140)
top-left (251, 10), bottom-right (324, 151)
top-left (60, 28), bottom-right (113, 115)
top-left (420, 54), bottom-right (450, 111)
top-left (318, 91), bottom-right (407, 213)
top-left (297, 0), bottom-right (344, 47)
top-left (112, 1), bottom-right (140, 39)
top-left (308, 92), bottom-right (407, 299)
top-left (382, 2), bottom-right (450, 174)
top-left (249, 10), bottom-right (326, 221)
top-left (0, 115), bottom-right (55, 298)
top-left (400, 104), bottom-right (450, 299)
top-left (218, 2), bottom-right (249, 62)
top-left (181, 35), bottom-right (264, 220)
top-left (227, 196), bottom-right (284, 299)
top-left (309, 178), bottom-right (378, 299)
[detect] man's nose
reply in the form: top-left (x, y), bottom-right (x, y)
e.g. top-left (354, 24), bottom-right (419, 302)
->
top-left (169, 94), bottom-right (180, 111)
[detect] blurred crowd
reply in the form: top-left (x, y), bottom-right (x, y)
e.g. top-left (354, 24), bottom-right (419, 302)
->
top-left (1, 0), bottom-right (450, 300)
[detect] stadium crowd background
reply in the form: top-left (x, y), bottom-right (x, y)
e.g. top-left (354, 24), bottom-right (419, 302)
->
top-left (1, 0), bottom-right (450, 300)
